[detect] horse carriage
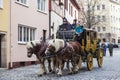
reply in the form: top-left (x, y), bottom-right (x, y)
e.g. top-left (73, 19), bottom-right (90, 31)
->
top-left (57, 29), bottom-right (103, 71)
top-left (26, 28), bottom-right (103, 76)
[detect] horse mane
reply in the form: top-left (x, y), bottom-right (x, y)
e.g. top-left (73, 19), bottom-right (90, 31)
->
top-left (26, 40), bottom-right (41, 48)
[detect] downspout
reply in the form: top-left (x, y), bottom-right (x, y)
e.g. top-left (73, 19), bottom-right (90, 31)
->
top-left (49, 0), bottom-right (52, 38)
top-left (9, 0), bottom-right (12, 69)
top-left (64, 0), bottom-right (65, 17)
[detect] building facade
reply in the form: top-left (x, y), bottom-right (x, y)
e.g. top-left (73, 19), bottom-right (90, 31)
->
top-left (9, 0), bottom-right (49, 68)
top-left (81, 0), bottom-right (120, 43)
top-left (0, 0), bottom-right (9, 68)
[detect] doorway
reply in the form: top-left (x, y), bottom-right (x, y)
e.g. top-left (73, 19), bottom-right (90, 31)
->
top-left (0, 34), bottom-right (7, 68)
top-left (0, 35), bottom-right (1, 67)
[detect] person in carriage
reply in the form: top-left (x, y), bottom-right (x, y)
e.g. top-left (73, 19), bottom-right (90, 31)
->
top-left (59, 17), bottom-right (72, 31)
top-left (57, 17), bottom-right (73, 41)
top-left (71, 19), bottom-right (77, 30)
top-left (75, 21), bottom-right (84, 35)
top-left (74, 21), bottom-right (85, 44)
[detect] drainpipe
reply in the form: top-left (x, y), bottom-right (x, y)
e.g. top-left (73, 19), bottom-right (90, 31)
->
top-left (9, 0), bottom-right (12, 69)
top-left (49, 0), bottom-right (52, 38)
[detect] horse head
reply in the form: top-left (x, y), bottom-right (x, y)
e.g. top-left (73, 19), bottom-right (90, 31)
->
top-left (45, 39), bottom-right (65, 57)
top-left (26, 40), bottom-right (41, 57)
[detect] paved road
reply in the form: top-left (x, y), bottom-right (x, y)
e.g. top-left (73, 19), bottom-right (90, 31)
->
top-left (0, 48), bottom-right (120, 80)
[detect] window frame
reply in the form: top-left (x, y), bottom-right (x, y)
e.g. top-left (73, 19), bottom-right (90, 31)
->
top-left (18, 24), bottom-right (36, 44)
top-left (97, 5), bottom-right (100, 10)
top-left (15, 0), bottom-right (28, 7)
top-left (102, 27), bottom-right (106, 32)
top-left (102, 16), bottom-right (106, 22)
top-left (102, 4), bottom-right (105, 10)
top-left (98, 27), bottom-right (100, 32)
top-left (37, 0), bottom-right (46, 13)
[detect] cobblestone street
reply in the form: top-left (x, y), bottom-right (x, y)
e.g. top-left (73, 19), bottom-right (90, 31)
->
top-left (0, 48), bottom-right (120, 80)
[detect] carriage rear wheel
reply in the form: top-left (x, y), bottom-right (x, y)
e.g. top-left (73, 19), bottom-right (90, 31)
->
top-left (97, 49), bottom-right (103, 68)
top-left (87, 53), bottom-right (93, 71)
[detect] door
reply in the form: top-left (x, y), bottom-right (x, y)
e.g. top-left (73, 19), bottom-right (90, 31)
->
top-left (0, 35), bottom-right (1, 67)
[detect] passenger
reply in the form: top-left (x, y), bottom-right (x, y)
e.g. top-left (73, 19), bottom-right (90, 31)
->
top-left (75, 21), bottom-right (84, 35)
top-left (74, 21), bottom-right (85, 44)
top-left (71, 19), bottom-right (77, 30)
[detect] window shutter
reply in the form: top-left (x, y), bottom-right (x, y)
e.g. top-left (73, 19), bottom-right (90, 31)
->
top-left (0, 0), bottom-right (3, 8)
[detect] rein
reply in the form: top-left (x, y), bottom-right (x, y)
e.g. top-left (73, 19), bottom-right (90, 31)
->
top-left (37, 41), bottom-right (47, 59)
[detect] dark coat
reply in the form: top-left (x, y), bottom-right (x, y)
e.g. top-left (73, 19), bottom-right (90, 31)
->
top-left (57, 23), bottom-right (72, 40)
top-left (59, 23), bottom-right (72, 31)
top-left (71, 23), bottom-right (77, 30)
top-left (108, 43), bottom-right (113, 53)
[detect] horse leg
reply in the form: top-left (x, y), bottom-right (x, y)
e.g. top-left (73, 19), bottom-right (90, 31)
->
top-left (57, 59), bottom-right (62, 76)
top-left (77, 56), bottom-right (82, 70)
top-left (38, 59), bottom-right (46, 77)
top-left (48, 59), bottom-right (52, 72)
top-left (61, 60), bottom-right (65, 70)
top-left (67, 61), bottom-right (72, 75)
top-left (52, 57), bottom-right (57, 73)
top-left (72, 57), bottom-right (79, 74)
top-left (43, 59), bottom-right (47, 74)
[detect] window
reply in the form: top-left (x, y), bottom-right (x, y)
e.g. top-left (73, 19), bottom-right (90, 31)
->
top-left (38, 0), bottom-right (46, 12)
top-left (97, 5), bottom-right (100, 10)
top-left (102, 27), bottom-right (106, 31)
top-left (75, 10), bottom-right (76, 19)
top-left (102, 5), bottom-right (105, 10)
top-left (97, 15), bottom-right (100, 22)
top-left (65, 0), bottom-right (68, 10)
top-left (71, 6), bottom-right (73, 16)
top-left (0, 0), bottom-right (3, 8)
top-left (18, 24), bottom-right (36, 43)
top-left (102, 16), bottom-right (106, 22)
top-left (69, 3), bottom-right (71, 14)
top-left (16, 0), bottom-right (27, 5)
top-left (92, 27), bottom-right (95, 30)
top-left (98, 27), bottom-right (100, 32)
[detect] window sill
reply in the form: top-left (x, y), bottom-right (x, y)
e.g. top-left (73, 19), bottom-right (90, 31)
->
top-left (18, 42), bottom-right (27, 45)
top-left (15, 1), bottom-right (29, 8)
top-left (37, 10), bottom-right (47, 15)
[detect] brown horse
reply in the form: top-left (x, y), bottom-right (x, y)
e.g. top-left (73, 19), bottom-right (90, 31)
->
top-left (69, 41), bottom-right (82, 71)
top-left (45, 39), bottom-right (82, 76)
top-left (26, 40), bottom-right (52, 76)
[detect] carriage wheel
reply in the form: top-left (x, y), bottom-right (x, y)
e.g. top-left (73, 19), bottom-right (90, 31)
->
top-left (97, 49), bottom-right (103, 68)
top-left (87, 53), bottom-right (93, 71)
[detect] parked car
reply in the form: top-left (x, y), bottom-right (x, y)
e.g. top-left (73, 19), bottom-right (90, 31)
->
top-left (113, 44), bottom-right (119, 48)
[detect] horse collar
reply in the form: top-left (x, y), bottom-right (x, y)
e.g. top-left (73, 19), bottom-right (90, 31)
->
top-left (64, 40), bottom-right (67, 48)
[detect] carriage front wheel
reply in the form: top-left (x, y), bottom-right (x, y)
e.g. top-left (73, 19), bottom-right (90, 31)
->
top-left (97, 49), bottom-right (103, 68)
top-left (87, 53), bottom-right (93, 71)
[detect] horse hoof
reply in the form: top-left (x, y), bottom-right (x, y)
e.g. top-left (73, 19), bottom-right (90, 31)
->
top-left (44, 72), bottom-right (47, 75)
top-left (58, 74), bottom-right (62, 77)
top-left (52, 71), bottom-right (55, 74)
top-left (49, 69), bottom-right (52, 72)
top-left (38, 74), bottom-right (43, 77)
top-left (68, 72), bottom-right (72, 75)
top-left (73, 71), bottom-right (78, 74)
